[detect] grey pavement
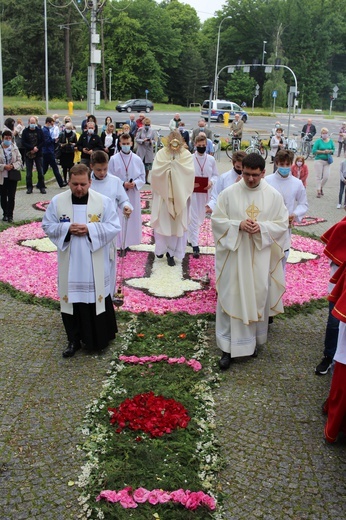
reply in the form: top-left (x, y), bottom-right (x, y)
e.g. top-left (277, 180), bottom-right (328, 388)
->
top-left (0, 152), bottom-right (346, 518)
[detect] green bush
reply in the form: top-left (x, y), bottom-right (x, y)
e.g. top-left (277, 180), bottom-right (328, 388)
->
top-left (4, 104), bottom-right (46, 116)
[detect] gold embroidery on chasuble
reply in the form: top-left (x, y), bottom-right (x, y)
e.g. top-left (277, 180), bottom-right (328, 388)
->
top-left (246, 201), bottom-right (260, 221)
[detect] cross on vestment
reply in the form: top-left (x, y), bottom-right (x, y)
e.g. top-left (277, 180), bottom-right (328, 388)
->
top-left (246, 201), bottom-right (260, 221)
top-left (63, 295), bottom-right (68, 303)
top-left (98, 295), bottom-right (103, 303)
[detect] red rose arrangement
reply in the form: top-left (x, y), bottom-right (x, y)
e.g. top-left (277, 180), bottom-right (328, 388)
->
top-left (108, 391), bottom-right (191, 437)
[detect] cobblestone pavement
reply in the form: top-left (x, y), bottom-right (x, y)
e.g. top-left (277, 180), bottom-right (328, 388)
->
top-left (1, 152), bottom-right (345, 519)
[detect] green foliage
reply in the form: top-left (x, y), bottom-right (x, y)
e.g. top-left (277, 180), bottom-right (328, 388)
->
top-left (224, 70), bottom-right (256, 105)
top-left (4, 104), bottom-right (46, 116)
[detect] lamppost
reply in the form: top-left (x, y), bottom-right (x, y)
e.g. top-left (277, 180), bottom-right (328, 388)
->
top-left (213, 16), bottom-right (232, 100)
top-left (262, 40), bottom-right (267, 65)
top-left (109, 68), bottom-right (112, 103)
top-left (44, 0), bottom-right (49, 114)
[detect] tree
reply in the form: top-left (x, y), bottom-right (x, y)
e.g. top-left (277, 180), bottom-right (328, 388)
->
top-left (224, 70), bottom-right (256, 105)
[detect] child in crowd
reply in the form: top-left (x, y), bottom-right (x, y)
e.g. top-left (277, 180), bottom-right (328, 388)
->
top-left (291, 155), bottom-right (309, 187)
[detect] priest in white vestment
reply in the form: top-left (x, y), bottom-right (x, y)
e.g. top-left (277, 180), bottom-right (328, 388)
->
top-left (90, 151), bottom-right (133, 296)
top-left (150, 131), bottom-right (195, 266)
top-left (211, 153), bottom-right (289, 370)
top-left (42, 164), bottom-right (121, 358)
top-left (108, 133), bottom-right (145, 254)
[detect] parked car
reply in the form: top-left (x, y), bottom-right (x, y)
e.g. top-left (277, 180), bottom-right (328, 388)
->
top-left (116, 99), bottom-right (154, 113)
top-left (201, 99), bottom-right (248, 123)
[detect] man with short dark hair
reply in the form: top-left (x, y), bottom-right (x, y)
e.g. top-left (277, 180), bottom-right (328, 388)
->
top-left (42, 163), bottom-right (121, 358)
top-left (42, 117), bottom-right (65, 188)
top-left (212, 153), bottom-right (288, 370)
top-left (301, 119), bottom-right (316, 141)
top-left (22, 116), bottom-right (45, 194)
top-left (77, 121), bottom-right (103, 167)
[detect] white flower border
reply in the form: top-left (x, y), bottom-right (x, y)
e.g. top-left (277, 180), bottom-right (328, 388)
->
top-left (76, 317), bottom-right (224, 519)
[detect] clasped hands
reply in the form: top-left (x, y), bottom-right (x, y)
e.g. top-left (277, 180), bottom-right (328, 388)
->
top-left (69, 223), bottom-right (89, 236)
top-left (240, 218), bottom-right (260, 234)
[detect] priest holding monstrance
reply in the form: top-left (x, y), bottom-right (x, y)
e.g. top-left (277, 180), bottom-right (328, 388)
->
top-left (150, 130), bottom-right (195, 267)
top-left (42, 163), bottom-right (121, 358)
top-left (211, 153), bottom-right (289, 370)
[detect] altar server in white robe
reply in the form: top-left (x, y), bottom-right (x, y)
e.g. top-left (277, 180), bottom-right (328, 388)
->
top-left (150, 131), bottom-right (195, 266)
top-left (90, 151), bottom-right (133, 296)
top-left (188, 133), bottom-right (218, 258)
top-left (206, 151), bottom-right (246, 213)
top-left (211, 153), bottom-right (289, 370)
top-left (108, 133), bottom-right (145, 255)
top-left (42, 163), bottom-right (121, 358)
top-left (265, 149), bottom-right (308, 270)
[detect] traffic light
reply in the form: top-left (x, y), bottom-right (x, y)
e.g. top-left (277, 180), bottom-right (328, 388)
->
top-left (201, 85), bottom-right (213, 94)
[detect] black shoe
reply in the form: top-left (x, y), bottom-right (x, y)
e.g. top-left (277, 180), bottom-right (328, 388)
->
top-left (119, 248), bottom-right (127, 257)
top-left (2, 215), bottom-right (8, 222)
top-left (315, 356), bottom-right (333, 375)
top-left (166, 252), bottom-right (175, 266)
top-left (62, 181), bottom-right (68, 187)
top-left (7, 217), bottom-right (13, 223)
top-left (26, 188), bottom-right (33, 194)
top-left (268, 316), bottom-right (274, 325)
top-left (219, 351), bottom-right (231, 370)
top-left (156, 254), bottom-right (164, 258)
top-left (193, 246), bottom-right (200, 259)
top-left (40, 188), bottom-right (47, 194)
top-left (62, 341), bottom-right (81, 358)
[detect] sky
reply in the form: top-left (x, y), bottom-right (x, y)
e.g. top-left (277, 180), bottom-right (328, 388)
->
top-left (182, 0), bottom-right (226, 22)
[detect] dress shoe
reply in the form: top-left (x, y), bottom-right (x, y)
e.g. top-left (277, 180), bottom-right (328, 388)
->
top-left (40, 188), bottom-right (47, 194)
top-left (62, 340), bottom-right (81, 358)
top-left (26, 188), bottom-right (33, 194)
top-left (7, 217), bottom-right (13, 223)
top-left (219, 351), bottom-right (231, 370)
top-left (119, 248), bottom-right (128, 257)
top-left (193, 246), bottom-right (200, 259)
top-left (156, 254), bottom-right (164, 258)
top-left (166, 252), bottom-right (175, 267)
top-left (2, 215), bottom-right (8, 222)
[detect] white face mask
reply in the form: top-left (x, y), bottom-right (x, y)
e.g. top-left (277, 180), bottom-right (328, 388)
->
top-left (321, 133), bottom-right (328, 139)
top-left (296, 161), bottom-right (303, 167)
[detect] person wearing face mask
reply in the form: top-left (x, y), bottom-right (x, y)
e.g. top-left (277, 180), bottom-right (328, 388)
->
top-left (191, 119), bottom-right (213, 143)
top-left (21, 116), bottom-right (45, 194)
top-left (266, 150), bottom-right (308, 272)
top-left (270, 127), bottom-right (285, 170)
top-left (90, 150), bottom-right (133, 294)
top-left (0, 130), bottom-right (22, 223)
top-left (108, 133), bottom-right (145, 256)
top-left (150, 131), bottom-right (195, 266)
top-left (178, 121), bottom-right (189, 148)
top-left (77, 122), bottom-right (103, 168)
top-left (312, 127), bottom-right (335, 198)
top-left (206, 151), bottom-right (246, 214)
top-left (291, 156), bottom-right (309, 188)
top-left (187, 134), bottom-right (218, 258)
top-left (59, 123), bottom-right (77, 184)
top-left (101, 123), bottom-right (117, 158)
top-left (135, 118), bottom-right (156, 184)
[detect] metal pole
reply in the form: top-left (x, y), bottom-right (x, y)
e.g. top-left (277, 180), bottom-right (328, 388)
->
top-left (262, 41), bottom-right (267, 65)
top-left (44, 0), bottom-right (49, 114)
top-left (213, 16), bottom-right (231, 100)
top-left (109, 68), bottom-right (112, 103)
top-left (87, 0), bottom-right (97, 114)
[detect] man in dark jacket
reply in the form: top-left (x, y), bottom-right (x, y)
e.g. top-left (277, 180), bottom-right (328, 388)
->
top-left (301, 119), bottom-right (317, 141)
top-left (22, 116), bottom-right (45, 194)
top-left (77, 122), bottom-right (103, 167)
top-left (42, 117), bottom-right (65, 188)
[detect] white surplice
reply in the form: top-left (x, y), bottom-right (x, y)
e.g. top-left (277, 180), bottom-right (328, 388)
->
top-left (207, 168), bottom-right (240, 212)
top-left (188, 152), bottom-right (218, 247)
top-left (108, 151), bottom-right (145, 247)
top-left (42, 189), bottom-right (120, 314)
top-left (212, 178), bottom-right (288, 357)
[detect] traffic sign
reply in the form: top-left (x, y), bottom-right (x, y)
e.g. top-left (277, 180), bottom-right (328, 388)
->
top-left (272, 90), bottom-right (278, 98)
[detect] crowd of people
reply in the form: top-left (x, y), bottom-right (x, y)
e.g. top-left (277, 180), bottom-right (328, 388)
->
top-left (1, 110), bottom-right (346, 442)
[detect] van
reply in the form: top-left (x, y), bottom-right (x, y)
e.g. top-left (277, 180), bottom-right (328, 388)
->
top-left (201, 100), bottom-right (248, 123)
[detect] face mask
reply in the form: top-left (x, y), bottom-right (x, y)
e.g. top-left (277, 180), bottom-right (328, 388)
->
top-left (65, 129), bottom-right (72, 134)
top-left (199, 126), bottom-right (205, 131)
top-left (55, 120), bottom-right (60, 124)
top-left (276, 132), bottom-right (282, 137)
top-left (278, 166), bottom-right (291, 177)
top-left (234, 167), bottom-right (242, 175)
top-left (275, 124), bottom-right (280, 128)
top-left (321, 133), bottom-right (328, 139)
top-left (296, 161), bottom-right (303, 167)
top-left (2, 139), bottom-right (12, 146)
top-left (121, 144), bottom-right (131, 153)
top-left (144, 125), bottom-right (150, 130)
top-left (30, 124), bottom-right (36, 129)
top-left (88, 129), bottom-right (94, 134)
top-left (196, 146), bottom-right (206, 154)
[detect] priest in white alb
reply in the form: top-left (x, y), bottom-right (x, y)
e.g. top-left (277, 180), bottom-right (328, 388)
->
top-left (42, 163), bottom-right (121, 358)
top-left (150, 130), bottom-right (195, 266)
top-left (211, 153), bottom-right (289, 370)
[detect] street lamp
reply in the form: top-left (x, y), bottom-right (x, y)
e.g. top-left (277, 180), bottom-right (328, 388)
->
top-left (44, 0), bottom-right (49, 114)
top-left (213, 16), bottom-right (232, 100)
top-left (262, 40), bottom-right (267, 65)
top-left (109, 68), bottom-right (112, 103)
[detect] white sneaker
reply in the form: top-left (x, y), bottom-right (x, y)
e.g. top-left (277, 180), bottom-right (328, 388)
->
top-left (337, 204), bottom-right (342, 209)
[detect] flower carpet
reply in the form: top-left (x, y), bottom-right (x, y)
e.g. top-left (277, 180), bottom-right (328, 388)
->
top-left (0, 218), bottom-right (330, 314)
